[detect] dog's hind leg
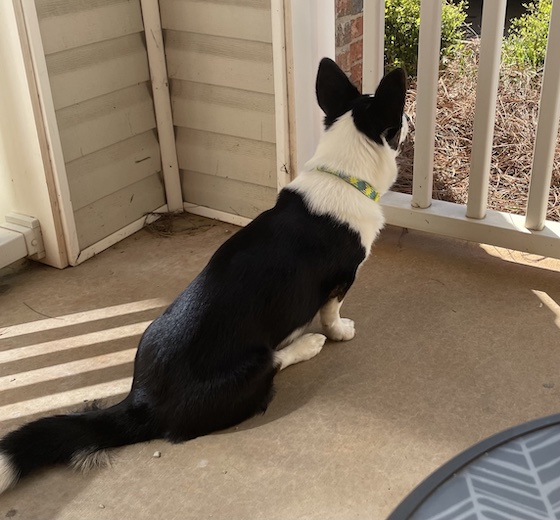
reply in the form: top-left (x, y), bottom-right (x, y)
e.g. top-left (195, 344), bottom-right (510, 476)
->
top-left (320, 298), bottom-right (355, 341)
top-left (274, 333), bottom-right (326, 370)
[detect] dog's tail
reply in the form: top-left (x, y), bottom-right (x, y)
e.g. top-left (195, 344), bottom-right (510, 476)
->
top-left (0, 397), bottom-right (157, 494)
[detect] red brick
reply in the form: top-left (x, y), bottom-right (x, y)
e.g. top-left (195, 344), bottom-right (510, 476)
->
top-left (350, 39), bottom-right (363, 64)
top-left (335, 20), bottom-right (352, 47)
top-left (351, 62), bottom-right (363, 91)
top-left (351, 15), bottom-right (363, 39)
top-left (336, 0), bottom-right (351, 17)
top-left (351, 0), bottom-right (363, 15)
top-left (336, 49), bottom-right (351, 73)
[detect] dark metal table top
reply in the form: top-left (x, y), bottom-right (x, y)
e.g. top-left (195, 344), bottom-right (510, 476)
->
top-left (389, 413), bottom-right (560, 520)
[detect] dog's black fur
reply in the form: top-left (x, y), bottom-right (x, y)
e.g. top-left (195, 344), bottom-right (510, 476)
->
top-left (0, 58), bottom-right (407, 490)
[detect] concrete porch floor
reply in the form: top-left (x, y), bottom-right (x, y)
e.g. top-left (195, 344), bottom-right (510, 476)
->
top-left (1, 215), bottom-right (559, 520)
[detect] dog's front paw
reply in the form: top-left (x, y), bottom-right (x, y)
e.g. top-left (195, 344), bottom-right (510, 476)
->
top-left (324, 318), bottom-right (355, 341)
top-left (298, 333), bottom-right (327, 359)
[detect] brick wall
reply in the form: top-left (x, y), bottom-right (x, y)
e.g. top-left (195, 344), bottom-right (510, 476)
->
top-left (336, 0), bottom-right (364, 91)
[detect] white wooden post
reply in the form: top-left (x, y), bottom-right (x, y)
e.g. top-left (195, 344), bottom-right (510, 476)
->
top-left (140, 0), bottom-right (183, 213)
top-left (271, 0), bottom-right (291, 190)
top-left (362, 0), bottom-right (385, 93)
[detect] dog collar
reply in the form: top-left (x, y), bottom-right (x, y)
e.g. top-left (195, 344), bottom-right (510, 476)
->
top-left (316, 165), bottom-right (380, 202)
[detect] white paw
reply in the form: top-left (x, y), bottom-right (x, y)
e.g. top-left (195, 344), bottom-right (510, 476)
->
top-left (275, 333), bottom-right (326, 370)
top-left (324, 318), bottom-right (355, 341)
top-left (297, 333), bottom-right (327, 360)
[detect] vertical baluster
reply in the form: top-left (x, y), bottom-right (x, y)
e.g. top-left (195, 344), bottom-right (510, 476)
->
top-left (466, 0), bottom-right (507, 220)
top-left (525, 0), bottom-right (560, 231)
top-left (412, 0), bottom-right (442, 209)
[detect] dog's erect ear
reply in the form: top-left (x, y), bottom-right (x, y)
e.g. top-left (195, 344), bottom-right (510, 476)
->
top-left (316, 58), bottom-right (361, 124)
top-left (352, 67), bottom-right (407, 147)
top-left (373, 68), bottom-right (407, 132)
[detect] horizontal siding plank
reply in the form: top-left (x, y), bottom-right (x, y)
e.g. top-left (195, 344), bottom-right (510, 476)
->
top-left (38, 1), bottom-right (144, 55)
top-left (170, 0), bottom-right (270, 8)
top-left (57, 83), bottom-right (156, 162)
top-left (171, 80), bottom-right (275, 143)
top-left (75, 174), bottom-right (166, 249)
top-left (165, 31), bottom-right (273, 94)
top-left (171, 79), bottom-right (274, 113)
top-left (181, 170), bottom-right (277, 219)
top-left (67, 131), bottom-right (161, 211)
top-left (36, 0), bottom-right (131, 18)
top-left (161, 0), bottom-right (271, 43)
top-left (176, 127), bottom-right (276, 188)
top-left (46, 33), bottom-right (150, 109)
top-left (36, 0), bottom-right (269, 17)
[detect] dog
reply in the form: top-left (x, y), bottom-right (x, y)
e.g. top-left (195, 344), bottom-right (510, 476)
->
top-left (0, 58), bottom-right (407, 493)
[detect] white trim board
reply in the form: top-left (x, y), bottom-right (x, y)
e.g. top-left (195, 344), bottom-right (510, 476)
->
top-left (0, 227), bottom-right (28, 269)
top-left (183, 203), bottom-right (251, 228)
top-left (140, 0), bottom-right (183, 212)
top-left (271, 0), bottom-right (291, 189)
top-left (75, 205), bottom-right (168, 265)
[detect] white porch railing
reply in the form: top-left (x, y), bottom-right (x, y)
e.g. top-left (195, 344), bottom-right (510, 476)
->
top-left (362, 0), bottom-right (560, 258)
top-left (290, 0), bottom-right (560, 258)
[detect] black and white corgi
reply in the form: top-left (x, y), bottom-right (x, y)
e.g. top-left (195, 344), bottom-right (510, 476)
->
top-left (0, 58), bottom-right (407, 493)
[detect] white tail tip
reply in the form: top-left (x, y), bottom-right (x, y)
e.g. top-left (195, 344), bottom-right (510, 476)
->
top-left (71, 449), bottom-right (112, 473)
top-left (0, 453), bottom-right (18, 494)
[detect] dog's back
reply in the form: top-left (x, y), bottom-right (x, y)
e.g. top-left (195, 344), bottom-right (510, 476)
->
top-left (133, 188), bottom-right (366, 440)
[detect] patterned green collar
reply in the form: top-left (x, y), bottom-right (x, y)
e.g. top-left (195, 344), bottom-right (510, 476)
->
top-left (316, 165), bottom-right (380, 202)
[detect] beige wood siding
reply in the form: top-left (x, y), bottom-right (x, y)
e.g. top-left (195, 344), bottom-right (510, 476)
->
top-left (36, 0), bottom-right (166, 250)
top-left (161, 0), bottom-right (278, 219)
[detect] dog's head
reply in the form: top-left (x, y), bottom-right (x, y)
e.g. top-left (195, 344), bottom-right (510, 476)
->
top-left (316, 58), bottom-right (408, 151)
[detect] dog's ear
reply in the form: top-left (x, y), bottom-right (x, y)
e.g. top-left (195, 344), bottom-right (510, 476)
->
top-left (352, 68), bottom-right (407, 147)
top-left (373, 68), bottom-right (407, 134)
top-left (316, 58), bottom-right (361, 123)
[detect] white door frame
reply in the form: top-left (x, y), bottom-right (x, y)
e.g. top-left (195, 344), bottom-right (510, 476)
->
top-left (285, 0), bottom-right (335, 176)
top-left (0, 0), bottom-right (73, 269)
top-left (15, 0), bottom-right (80, 266)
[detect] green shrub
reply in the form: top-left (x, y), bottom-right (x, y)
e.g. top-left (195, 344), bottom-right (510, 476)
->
top-left (503, 0), bottom-right (552, 69)
top-left (384, 0), bottom-right (468, 77)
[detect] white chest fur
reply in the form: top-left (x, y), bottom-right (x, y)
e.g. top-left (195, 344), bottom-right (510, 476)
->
top-left (288, 172), bottom-right (384, 257)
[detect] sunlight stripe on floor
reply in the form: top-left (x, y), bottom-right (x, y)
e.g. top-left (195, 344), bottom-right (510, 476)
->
top-left (0, 299), bottom-right (167, 339)
top-left (533, 290), bottom-right (560, 327)
top-left (0, 378), bottom-right (133, 423)
top-left (0, 322), bottom-right (152, 364)
top-left (0, 348), bottom-right (137, 395)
